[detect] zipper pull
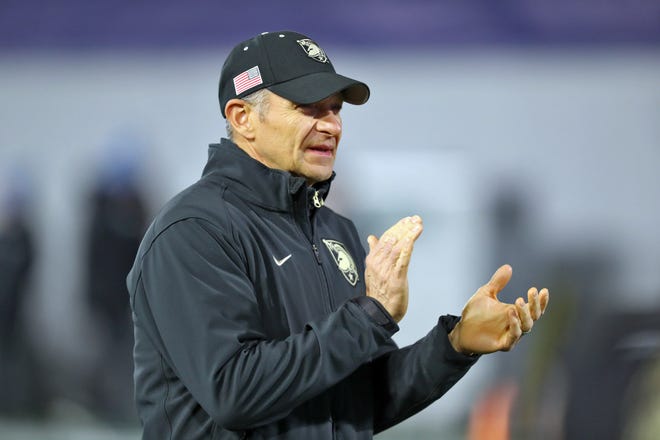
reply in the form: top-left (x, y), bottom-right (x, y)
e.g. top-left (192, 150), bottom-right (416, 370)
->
top-left (312, 243), bottom-right (321, 264)
top-left (312, 190), bottom-right (325, 208)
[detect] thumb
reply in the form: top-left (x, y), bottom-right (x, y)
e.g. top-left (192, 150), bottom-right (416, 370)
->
top-left (367, 235), bottom-right (378, 251)
top-left (485, 264), bottom-right (512, 299)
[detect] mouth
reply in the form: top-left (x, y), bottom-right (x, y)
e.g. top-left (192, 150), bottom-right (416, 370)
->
top-left (306, 144), bottom-right (334, 157)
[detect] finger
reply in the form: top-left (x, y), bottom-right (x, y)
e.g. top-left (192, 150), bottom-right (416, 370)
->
top-left (516, 297), bottom-right (533, 333)
top-left (394, 222), bottom-right (423, 276)
top-left (371, 229), bottom-right (397, 258)
top-left (379, 215), bottom-right (421, 243)
top-left (381, 217), bottom-right (419, 250)
top-left (401, 218), bottom-right (423, 244)
top-left (370, 216), bottom-right (422, 267)
top-left (366, 234), bottom-right (392, 271)
top-left (376, 232), bottom-right (401, 256)
top-left (485, 264), bottom-right (512, 299)
top-left (527, 287), bottom-right (542, 320)
top-left (502, 308), bottom-right (522, 351)
top-left (367, 235), bottom-right (378, 252)
top-left (380, 216), bottom-right (410, 239)
top-left (379, 234), bottom-right (397, 258)
top-left (391, 215), bottom-right (421, 237)
top-left (538, 288), bottom-right (549, 314)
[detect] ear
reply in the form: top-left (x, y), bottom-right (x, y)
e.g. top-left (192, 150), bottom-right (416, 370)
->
top-left (225, 98), bottom-right (255, 141)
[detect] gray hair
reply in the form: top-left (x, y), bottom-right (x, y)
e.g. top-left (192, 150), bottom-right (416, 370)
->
top-left (225, 88), bottom-right (271, 140)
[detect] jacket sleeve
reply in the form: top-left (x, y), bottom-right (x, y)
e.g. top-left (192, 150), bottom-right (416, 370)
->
top-left (136, 218), bottom-right (398, 431)
top-left (370, 315), bottom-right (480, 433)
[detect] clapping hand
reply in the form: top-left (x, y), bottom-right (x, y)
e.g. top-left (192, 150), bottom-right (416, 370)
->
top-left (448, 265), bottom-right (549, 355)
top-left (364, 216), bottom-right (423, 323)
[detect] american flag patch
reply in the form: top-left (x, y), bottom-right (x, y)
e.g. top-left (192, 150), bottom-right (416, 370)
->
top-left (233, 66), bottom-right (263, 95)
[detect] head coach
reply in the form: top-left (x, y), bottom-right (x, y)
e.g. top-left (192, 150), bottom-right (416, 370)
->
top-left (127, 30), bottom-right (549, 439)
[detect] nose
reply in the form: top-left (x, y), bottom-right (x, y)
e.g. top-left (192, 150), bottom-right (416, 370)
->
top-left (316, 111), bottom-right (342, 136)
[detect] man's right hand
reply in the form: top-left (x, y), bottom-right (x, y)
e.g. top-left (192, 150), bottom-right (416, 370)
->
top-left (365, 216), bottom-right (423, 323)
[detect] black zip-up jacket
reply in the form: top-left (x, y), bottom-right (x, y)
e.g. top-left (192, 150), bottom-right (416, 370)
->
top-left (127, 139), bottom-right (479, 439)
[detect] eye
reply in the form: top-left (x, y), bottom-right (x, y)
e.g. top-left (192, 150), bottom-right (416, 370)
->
top-left (294, 98), bottom-right (342, 117)
top-left (326, 96), bottom-right (343, 114)
top-left (295, 103), bottom-right (317, 116)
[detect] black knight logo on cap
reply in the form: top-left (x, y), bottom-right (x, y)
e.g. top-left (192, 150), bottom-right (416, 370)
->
top-left (296, 39), bottom-right (328, 63)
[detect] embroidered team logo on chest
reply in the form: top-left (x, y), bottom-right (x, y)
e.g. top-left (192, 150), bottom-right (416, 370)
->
top-left (322, 239), bottom-right (359, 286)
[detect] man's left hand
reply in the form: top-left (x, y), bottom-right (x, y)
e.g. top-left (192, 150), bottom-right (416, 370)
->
top-left (448, 264), bottom-right (549, 355)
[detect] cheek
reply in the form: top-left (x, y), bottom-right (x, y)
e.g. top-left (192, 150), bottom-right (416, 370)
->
top-left (293, 125), bottom-right (315, 152)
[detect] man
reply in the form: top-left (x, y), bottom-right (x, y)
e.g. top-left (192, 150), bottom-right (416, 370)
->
top-left (127, 30), bottom-right (549, 439)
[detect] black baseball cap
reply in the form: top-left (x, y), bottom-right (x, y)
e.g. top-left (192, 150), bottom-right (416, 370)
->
top-left (218, 31), bottom-right (370, 117)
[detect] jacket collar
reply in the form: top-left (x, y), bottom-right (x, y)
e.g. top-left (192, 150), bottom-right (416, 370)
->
top-left (202, 138), bottom-right (334, 212)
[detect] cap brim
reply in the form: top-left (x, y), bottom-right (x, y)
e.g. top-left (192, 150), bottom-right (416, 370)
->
top-left (268, 72), bottom-right (370, 106)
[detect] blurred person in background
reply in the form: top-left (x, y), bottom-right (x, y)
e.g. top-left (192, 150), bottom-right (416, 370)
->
top-left (84, 147), bottom-right (148, 423)
top-left (563, 308), bottom-right (660, 440)
top-left (0, 167), bottom-right (47, 416)
top-left (127, 31), bottom-right (550, 439)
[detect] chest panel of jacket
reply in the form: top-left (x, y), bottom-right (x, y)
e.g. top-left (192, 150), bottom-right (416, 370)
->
top-left (224, 197), bottom-right (365, 339)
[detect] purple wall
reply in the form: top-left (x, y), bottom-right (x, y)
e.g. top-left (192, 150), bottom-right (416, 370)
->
top-left (2, 0), bottom-right (659, 50)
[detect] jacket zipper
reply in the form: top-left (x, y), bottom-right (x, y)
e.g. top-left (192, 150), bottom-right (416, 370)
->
top-left (311, 234), bottom-right (335, 311)
top-left (312, 243), bottom-right (321, 264)
top-left (293, 209), bottom-right (333, 313)
top-left (299, 189), bottom-right (337, 435)
top-left (309, 197), bottom-right (335, 311)
top-left (295, 188), bottom-right (336, 313)
top-left (308, 234), bottom-right (337, 437)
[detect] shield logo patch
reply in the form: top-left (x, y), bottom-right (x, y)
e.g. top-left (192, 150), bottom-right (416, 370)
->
top-left (322, 239), bottom-right (359, 286)
top-left (296, 39), bottom-right (329, 63)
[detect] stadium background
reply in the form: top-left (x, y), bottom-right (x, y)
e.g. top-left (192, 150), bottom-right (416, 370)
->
top-left (1, 1), bottom-right (659, 438)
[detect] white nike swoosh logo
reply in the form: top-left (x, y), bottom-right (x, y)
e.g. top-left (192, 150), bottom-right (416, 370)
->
top-left (273, 254), bottom-right (292, 266)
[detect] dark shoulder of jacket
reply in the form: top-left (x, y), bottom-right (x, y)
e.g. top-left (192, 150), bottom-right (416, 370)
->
top-left (133, 176), bottom-right (237, 267)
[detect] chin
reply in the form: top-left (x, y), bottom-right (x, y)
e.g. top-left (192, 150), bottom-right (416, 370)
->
top-left (303, 170), bottom-right (333, 185)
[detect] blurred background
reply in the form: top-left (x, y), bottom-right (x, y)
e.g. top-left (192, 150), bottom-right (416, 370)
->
top-left (1, 1), bottom-right (659, 439)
